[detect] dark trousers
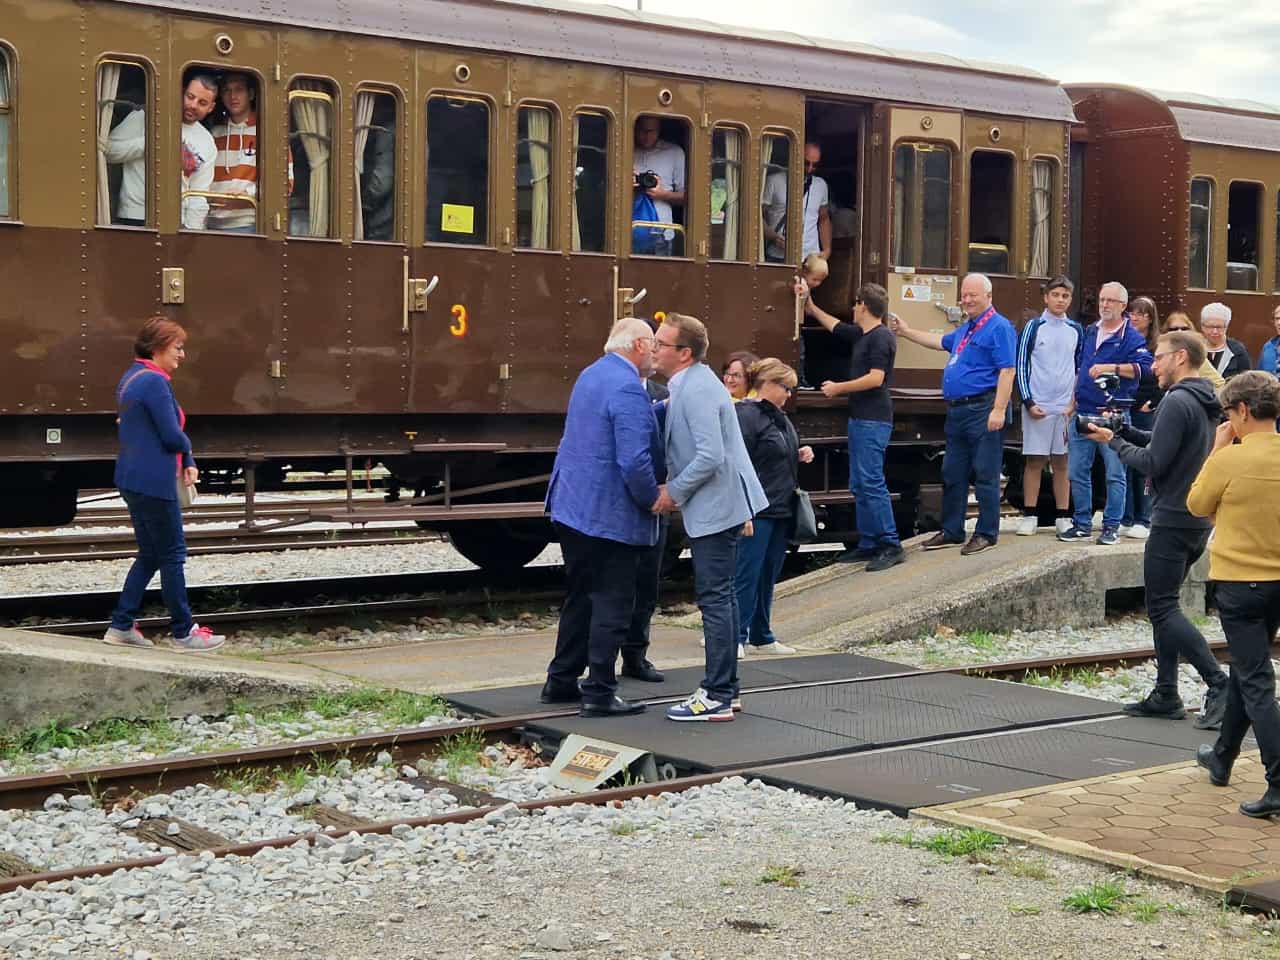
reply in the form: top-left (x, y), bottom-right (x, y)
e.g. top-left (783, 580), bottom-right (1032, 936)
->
top-left (734, 515), bottom-right (789, 647)
top-left (848, 419), bottom-right (899, 549)
top-left (942, 403), bottom-right (1005, 542)
top-left (1122, 408), bottom-right (1154, 528)
top-left (1146, 524), bottom-right (1225, 696)
top-left (546, 522), bottom-right (643, 703)
top-left (1210, 580), bottom-right (1280, 788)
top-left (622, 515), bottom-right (669, 663)
top-left (110, 489), bottom-right (193, 638)
top-left (690, 525), bottom-right (741, 703)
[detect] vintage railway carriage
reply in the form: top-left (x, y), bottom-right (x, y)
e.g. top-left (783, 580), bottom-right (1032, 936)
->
top-left (1069, 84), bottom-right (1280, 348)
top-left (0, 0), bottom-right (1076, 567)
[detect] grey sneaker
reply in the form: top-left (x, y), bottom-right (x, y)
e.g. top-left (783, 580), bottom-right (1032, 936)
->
top-left (172, 624), bottom-right (226, 652)
top-left (103, 623), bottom-right (153, 648)
top-left (1096, 526), bottom-right (1120, 546)
top-left (1194, 680), bottom-right (1228, 730)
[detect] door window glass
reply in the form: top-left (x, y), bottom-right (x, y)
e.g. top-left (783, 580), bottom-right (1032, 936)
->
top-left (572, 112), bottom-right (608, 253)
top-left (968, 150), bottom-right (1013, 273)
top-left (1226, 180), bottom-right (1260, 291)
top-left (288, 78), bottom-right (336, 238)
top-left (355, 89), bottom-right (397, 242)
top-left (892, 142), bottom-right (951, 268)
top-left (760, 133), bottom-right (791, 263)
top-left (517, 105), bottom-right (554, 249)
top-left (710, 126), bottom-right (744, 260)
top-left (1028, 158), bottom-right (1056, 277)
top-left (1188, 177), bottom-right (1213, 289)
top-left (97, 61), bottom-right (151, 226)
top-left (426, 96), bottom-right (489, 245)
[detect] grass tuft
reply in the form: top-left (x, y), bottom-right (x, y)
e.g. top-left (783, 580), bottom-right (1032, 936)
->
top-left (437, 729), bottom-right (486, 777)
top-left (921, 828), bottom-right (1005, 858)
top-left (1063, 879), bottom-right (1130, 915)
top-left (758, 864), bottom-right (804, 888)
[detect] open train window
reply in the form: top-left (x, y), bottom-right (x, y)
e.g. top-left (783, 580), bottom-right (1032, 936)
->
top-left (1028, 158), bottom-right (1056, 277)
top-left (632, 114), bottom-right (687, 257)
top-left (710, 126), bottom-right (745, 261)
top-left (892, 142), bottom-right (950, 269)
top-left (0, 46), bottom-right (11, 218)
top-left (572, 112), bottom-right (609, 253)
top-left (355, 89), bottom-right (397, 242)
top-left (968, 150), bottom-right (1013, 274)
top-left (288, 78), bottom-right (336, 238)
top-left (516, 105), bottom-right (554, 250)
top-left (1188, 177), bottom-right (1213, 289)
top-left (204, 70), bottom-right (266, 234)
top-left (97, 60), bottom-right (151, 227)
top-left (1226, 180), bottom-right (1261, 292)
top-left (426, 96), bottom-right (489, 245)
top-left (760, 133), bottom-right (792, 263)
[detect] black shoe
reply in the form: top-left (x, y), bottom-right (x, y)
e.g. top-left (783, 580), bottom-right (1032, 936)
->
top-left (1196, 744), bottom-right (1232, 786)
top-left (1240, 787), bottom-right (1280, 819)
top-left (835, 546), bottom-right (878, 564)
top-left (1122, 690), bottom-right (1186, 720)
top-left (960, 534), bottom-right (996, 556)
top-left (580, 696), bottom-right (647, 718)
top-left (620, 658), bottom-right (665, 683)
top-left (866, 545), bottom-right (906, 572)
top-left (539, 679), bottom-right (582, 704)
top-left (1194, 680), bottom-right (1229, 730)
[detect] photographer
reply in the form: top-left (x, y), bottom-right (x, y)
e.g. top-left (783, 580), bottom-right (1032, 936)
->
top-left (633, 116), bottom-right (685, 256)
top-left (1082, 329), bottom-right (1228, 728)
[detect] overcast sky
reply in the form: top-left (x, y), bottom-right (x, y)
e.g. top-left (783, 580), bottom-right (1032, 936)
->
top-left (577, 0), bottom-right (1280, 105)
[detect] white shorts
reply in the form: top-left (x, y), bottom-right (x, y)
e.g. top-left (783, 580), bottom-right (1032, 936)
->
top-left (1021, 409), bottom-right (1070, 456)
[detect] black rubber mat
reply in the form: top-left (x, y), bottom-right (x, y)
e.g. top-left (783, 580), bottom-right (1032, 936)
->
top-left (874, 673), bottom-right (1118, 725)
top-left (1228, 876), bottom-right (1280, 912)
top-left (1077, 716), bottom-right (1258, 752)
top-left (751, 749), bottom-right (1059, 817)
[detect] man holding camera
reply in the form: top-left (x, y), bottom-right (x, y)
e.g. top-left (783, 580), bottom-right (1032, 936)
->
top-left (633, 116), bottom-right (686, 257)
top-left (1082, 329), bottom-right (1229, 728)
top-left (1059, 282), bottom-right (1152, 545)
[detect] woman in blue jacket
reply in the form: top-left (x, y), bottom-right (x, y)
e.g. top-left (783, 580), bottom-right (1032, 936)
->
top-left (104, 317), bottom-right (224, 652)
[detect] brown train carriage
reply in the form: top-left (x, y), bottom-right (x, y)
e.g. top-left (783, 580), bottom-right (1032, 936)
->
top-left (0, 0), bottom-right (1077, 567)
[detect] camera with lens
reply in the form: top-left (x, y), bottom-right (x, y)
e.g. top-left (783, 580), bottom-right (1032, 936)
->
top-left (634, 170), bottom-right (659, 190)
top-left (1075, 372), bottom-right (1130, 434)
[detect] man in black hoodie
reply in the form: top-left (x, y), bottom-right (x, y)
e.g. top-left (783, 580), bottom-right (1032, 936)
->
top-left (1083, 329), bottom-right (1229, 728)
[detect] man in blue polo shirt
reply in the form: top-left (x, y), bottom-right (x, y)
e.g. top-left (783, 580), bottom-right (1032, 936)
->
top-left (892, 273), bottom-right (1017, 555)
top-left (1058, 281), bottom-right (1153, 546)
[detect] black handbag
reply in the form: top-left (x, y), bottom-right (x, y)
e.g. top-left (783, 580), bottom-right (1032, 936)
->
top-left (790, 488), bottom-right (817, 544)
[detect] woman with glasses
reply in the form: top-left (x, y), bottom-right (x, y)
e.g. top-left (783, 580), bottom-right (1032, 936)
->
top-left (1121, 297), bottom-right (1160, 539)
top-left (733, 358), bottom-right (814, 657)
top-left (1162, 311), bottom-right (1224, 389)
top-left (721, 350), bottom-right (759, 400)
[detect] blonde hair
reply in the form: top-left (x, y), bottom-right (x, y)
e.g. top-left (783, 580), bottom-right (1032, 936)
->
top-left (747, 357), bottom-right (798, 391)
top-left (800, 253), bottom-right (828, 280)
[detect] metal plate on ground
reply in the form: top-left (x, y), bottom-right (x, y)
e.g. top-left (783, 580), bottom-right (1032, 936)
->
top-left (1228, 875), bottom-right (1280, 912)
top-left (1078, 716), bottom-right (1257, 752)
top-left (546, 734), bottom-right (657, 792)
top-left (922, 726), bottom-right (1199, 780)
top-left (872, 673), bottom-right (1118, 725)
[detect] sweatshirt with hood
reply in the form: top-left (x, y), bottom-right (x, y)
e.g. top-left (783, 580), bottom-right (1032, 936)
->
top-left (1107, 376), bottom-right (1220, 529)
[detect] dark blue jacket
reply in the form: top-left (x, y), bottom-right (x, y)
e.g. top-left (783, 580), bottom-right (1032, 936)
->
top-left (113, 362), bottom-right (194, 500)
top-left (545, 352), bottom-right (661, 546)
top-left (1074, 319), bottom-right (1153, 414)
top-left (1260, 336), bottom-right (1280, 376)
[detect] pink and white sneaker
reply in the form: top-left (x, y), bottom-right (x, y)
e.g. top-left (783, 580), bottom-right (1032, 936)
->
top-left (102, 622), bottom-right (153, 648)
top-left (172, 624), bottom-right (226, 652)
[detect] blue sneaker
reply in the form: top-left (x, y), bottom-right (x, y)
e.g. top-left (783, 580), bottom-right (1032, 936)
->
top-left (1056, 524), bottom-right (1092, 542)
top-left (1096, 526), bottom-right (1120, 545)
top-left (666, 688), bottom-right (734, 722)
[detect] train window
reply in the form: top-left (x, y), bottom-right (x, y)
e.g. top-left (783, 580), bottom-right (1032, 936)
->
top-left (288, 78), bottom-right (336, 238)
top-left (207, 71), bottom-right (266, 234)
top-left (633, 114), bottom-right (688, 257)
top-left (1188, 177), bottom-right (1213, 289)
top-left (710, 126), bottom-right (745, 261)
top-left (1226, 181), bottom-right (1261, 292)
top-left (516, 105), bottom-right (554, 250)
top-left (572, 112), bottom-right (609, 253)
top-left (97, 60), bottom-right (151, 227)
top-left (1028, 158), bottom-right (1056, 277)
top-left (1275, 190), bottom-right (1280, 293)
top-left (968, 150), bottom-right (1013, 274)
top-left (426, 96), bottom-right (489, 245)
top-left (0, 47), bottom-right (11, 218)
top-left (760, 133), bottom-right (792, 263)
top-left (892, 142), bottom-right (950, 269)
top-left (355, 89), bottom-right (397, 242)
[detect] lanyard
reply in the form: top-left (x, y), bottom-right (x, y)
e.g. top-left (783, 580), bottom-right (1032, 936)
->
top-left (954, 306), bottom-right (996, 357)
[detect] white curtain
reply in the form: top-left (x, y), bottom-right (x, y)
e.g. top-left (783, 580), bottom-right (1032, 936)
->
top-left (758, 143), bottom-right (770, 261)
top-left (721, 130), bottom-right (741, 260)
top-left (526, 108), bottom-right (551, 249)
top-left (96, 64), bottom-right (121, 225)
top-left (290, 82), bottom-right (332, 237)
top-left (1029, 160), bottom-right (1052, 276)
top-left (352, 92), bottom-right (376, 241)
top-left (0, 57), bottom-right (10, 218)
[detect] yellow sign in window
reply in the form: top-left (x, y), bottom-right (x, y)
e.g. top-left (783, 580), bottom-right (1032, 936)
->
top-left (441, 203), bottom-right (475, 235)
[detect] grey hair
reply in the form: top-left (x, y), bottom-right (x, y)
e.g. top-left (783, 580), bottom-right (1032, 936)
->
top-left (1101, 281), bottom-right (1129, 304)
top-left (604, 317), bottom-right (653, 354)
top-left (1200, 301), bottom-right (1232, 327)
top-left (962, 273), bottom-right (992, 295)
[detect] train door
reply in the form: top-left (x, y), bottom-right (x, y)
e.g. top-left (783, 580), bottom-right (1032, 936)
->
top-left (164, 22), bottom-right (280, 415)
top-left (408, 52), bottom-right (510, 414)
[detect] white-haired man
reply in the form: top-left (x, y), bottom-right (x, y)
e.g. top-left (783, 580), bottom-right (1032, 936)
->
top-left (892, 273), bottom-right (1017, 556)
top-left (542, 318), bottom-right (661, 718)
top-left (1199, 303), bottom-right (1252, 381)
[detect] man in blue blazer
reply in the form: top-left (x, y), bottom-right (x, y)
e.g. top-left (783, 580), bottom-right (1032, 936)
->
top-left (542, 318), bottom-right (662, 717)
top-left (653, 313), bottom-right (769, 721)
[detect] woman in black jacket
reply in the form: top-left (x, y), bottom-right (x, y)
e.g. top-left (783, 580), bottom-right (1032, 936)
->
top-left (734, 358), bottom-right (814, 657)
top-left (1122, 297), bottom-right (1160, 539)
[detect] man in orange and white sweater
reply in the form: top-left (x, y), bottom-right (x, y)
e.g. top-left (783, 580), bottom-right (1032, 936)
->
top-left (208, 73), bottom-right (291, 232)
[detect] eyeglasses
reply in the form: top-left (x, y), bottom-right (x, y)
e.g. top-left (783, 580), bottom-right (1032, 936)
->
top-left (655, 339), bottom-right (689, 351)
top-left (723, 371), bottom-right (744, 381)
top-left (1201, 324), bottom-right (1227, 332)
top-left (1165, 326), bottom-right (1192, 332)
top-left (1153, 349), bottom-right (1185, 361)
top-left (1098, 297), bottom-right (1125, 305)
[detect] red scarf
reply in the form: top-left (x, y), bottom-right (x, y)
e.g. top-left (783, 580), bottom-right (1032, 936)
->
top-left (135, 359), bottom-right (186, 474)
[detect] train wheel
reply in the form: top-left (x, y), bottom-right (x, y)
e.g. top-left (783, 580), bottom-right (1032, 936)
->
top-left (447, 520), bottom-right (552, 573)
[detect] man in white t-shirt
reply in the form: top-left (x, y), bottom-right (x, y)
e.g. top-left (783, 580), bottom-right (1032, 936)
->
top-left (762, 141), bottom-right (830, 263)
top-left (633, 116), bottom-right (686, 257)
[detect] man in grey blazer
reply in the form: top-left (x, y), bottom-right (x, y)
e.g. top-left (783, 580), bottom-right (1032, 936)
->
top-left (653, 313), bottom-right (769, 721)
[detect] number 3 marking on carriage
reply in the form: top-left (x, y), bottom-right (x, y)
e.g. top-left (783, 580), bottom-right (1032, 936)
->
top-left (450, 304), bottom-right (468, 337)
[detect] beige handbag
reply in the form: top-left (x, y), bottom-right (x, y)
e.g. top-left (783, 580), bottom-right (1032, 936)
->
top-left (176, 474), bottom-right (196, 509)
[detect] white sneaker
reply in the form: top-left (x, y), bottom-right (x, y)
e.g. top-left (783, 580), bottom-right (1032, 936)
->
top-left (1125, 524), bottom-right (1150, 540)
top-left (752, 641), bottom-right (796, 655)
top-left (737, 643), bottom-right (746, 659)
top-left (1055, 518), bottom-right (1074, 536)
top-left (1015, 515), bottom-right (1038, 536)
top-left (1118, 525), bottom-right (1132, 537)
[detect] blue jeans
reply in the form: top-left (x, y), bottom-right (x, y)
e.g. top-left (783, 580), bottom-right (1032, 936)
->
top-left (735, 516), bottom-right (789, 647)
top-left (111, 489), bottom-right (193, 639)
top-left (848, 419), bottom-right (899, 550)
top-left (942, 403), bottom-right (1006, 542)
top-left (1122, 408), bottom-right (1154, 528)
top-left (690, 525), bottom-right (741, 703)
top-left (1068, 418), bottom-right (1126, 531)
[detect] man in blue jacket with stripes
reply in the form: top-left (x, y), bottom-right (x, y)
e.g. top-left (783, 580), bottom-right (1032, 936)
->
top-left (1058, 282), bottom-right (1153, 545)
